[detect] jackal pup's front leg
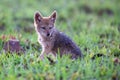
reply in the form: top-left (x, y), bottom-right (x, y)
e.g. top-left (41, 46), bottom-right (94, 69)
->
top-left (38, 47), bottom-right (51, 61)
top-left (39, 51), bottom-right (45, 60)
top-left (37, 48), bottom-right (47, 61)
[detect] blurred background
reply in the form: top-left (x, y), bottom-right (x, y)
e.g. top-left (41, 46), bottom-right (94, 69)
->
top-left (0, 1), bottom-right (120, 79)
top-left (0, 0), bottom-right (120, 43)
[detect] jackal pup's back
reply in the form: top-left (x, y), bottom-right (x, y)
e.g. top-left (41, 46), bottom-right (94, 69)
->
top-left (34, 11), bottom-right (83, 60)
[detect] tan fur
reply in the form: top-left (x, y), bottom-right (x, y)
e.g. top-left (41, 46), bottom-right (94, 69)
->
top-left (34, 11), bottom-right (83, 60)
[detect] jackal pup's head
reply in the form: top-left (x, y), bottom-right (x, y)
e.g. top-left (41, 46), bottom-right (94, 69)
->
top-left (34, 11), bottom-right (56, 38)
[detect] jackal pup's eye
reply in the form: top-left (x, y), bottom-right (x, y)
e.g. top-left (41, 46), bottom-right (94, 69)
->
top-left (41, 27), bottom-right (45, 29)
top-left (49, 27), bottom-right (53, 29)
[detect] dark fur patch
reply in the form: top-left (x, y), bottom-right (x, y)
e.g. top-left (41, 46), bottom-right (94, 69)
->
top-left (52, 32), bottom-right (83, 59)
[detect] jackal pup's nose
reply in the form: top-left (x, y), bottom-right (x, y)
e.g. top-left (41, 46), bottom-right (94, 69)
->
top-left (47, 33), bottom-right (50, 36)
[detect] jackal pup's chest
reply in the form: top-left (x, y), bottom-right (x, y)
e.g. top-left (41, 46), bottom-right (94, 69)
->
top-left (38, 38), bottom-right (54, 51)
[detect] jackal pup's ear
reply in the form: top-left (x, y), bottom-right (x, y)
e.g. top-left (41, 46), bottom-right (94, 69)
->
top-left (34, 11), bottom-right (43, 23)
top-left (50, 11), bottom-right (57, 23)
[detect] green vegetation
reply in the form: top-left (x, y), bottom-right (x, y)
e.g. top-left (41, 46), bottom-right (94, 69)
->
top-left (0, 0), bottom-right (120, 80)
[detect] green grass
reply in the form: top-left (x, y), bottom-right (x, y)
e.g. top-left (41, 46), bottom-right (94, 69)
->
top-left (0, 0), bottom-right (120, 80)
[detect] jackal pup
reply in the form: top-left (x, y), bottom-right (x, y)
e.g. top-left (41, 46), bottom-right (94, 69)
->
top-left (34, 11), bottom-right (83, 60)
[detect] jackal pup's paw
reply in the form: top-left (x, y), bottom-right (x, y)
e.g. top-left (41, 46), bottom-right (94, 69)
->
top-left (37, 54), bottom-right (44, 62)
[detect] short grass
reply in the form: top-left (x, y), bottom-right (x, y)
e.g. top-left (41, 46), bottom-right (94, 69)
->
top-left (0, 0), bottom-right (120, 80)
